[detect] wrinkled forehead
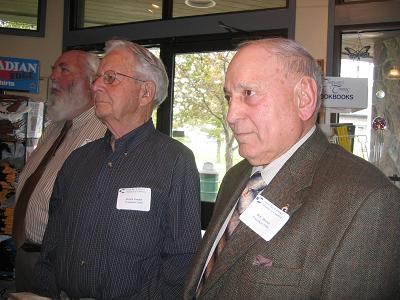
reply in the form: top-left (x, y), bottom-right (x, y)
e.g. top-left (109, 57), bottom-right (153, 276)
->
top-left (226, 45), bottom-right (283, 82)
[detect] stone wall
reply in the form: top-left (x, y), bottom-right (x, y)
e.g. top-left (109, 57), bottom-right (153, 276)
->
top-left (372, 36), bottom-right (400, 186)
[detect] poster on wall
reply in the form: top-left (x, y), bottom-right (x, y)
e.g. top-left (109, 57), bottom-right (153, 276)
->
top-left (0, 56), bottom-right (40, 94)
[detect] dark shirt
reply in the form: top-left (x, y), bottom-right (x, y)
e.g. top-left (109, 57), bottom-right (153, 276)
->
top-left (33, 120), bottom-right (202, 299)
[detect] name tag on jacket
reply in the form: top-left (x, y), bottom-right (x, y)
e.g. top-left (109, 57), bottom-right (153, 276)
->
top-left (116, 187), bottom-right (151, 211)
top-left (240, 194), bottom-right (289, 241)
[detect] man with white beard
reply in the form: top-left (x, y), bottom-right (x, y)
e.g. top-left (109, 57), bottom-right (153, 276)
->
top-left (12, 50), bottom-right (106, 292)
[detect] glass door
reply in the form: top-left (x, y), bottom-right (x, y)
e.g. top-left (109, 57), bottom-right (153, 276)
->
top-left (172, 50), bottom-right (241, 228)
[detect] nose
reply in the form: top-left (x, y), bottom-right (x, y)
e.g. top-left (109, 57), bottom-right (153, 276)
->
top-left (49, 69), bottom-right (58, 82)
top-left (226, 95), bottom-right (241, 127)
top-left (91, 75), bottom-right (104, 93)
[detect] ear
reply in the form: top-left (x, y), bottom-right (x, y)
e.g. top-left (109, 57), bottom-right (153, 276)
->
top-left (139, 81), bottom-right (156, 107)
top-left (294, 76), bottom-right (318, 121)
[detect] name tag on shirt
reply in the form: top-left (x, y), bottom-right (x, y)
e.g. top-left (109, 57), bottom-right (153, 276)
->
top-left (116, 188), bottom-right (151, 211)
top-left (240, 194), bottom-right (289, 242)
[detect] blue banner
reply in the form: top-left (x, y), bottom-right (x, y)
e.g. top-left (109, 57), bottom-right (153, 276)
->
top-left (0, 56), bottom-right (40, 94)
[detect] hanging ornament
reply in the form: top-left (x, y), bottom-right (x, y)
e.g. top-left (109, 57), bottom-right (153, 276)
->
top-left (371, 116), bottom-right (387, 165)
top-left (343, 32), bottom-right (371, 61)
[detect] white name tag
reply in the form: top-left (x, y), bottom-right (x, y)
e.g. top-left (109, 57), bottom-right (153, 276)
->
top-left (240, 194), bottom-right (289, 242)
top-left (116, 188), bottom-right (151, 211)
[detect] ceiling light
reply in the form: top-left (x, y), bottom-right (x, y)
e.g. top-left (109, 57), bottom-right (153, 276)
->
top-left (185, 0), bottom-right (216, 9)
top-left (152, 4), bottom-right (160, 9)
top-left (387, 66), bottom-right (400, 80)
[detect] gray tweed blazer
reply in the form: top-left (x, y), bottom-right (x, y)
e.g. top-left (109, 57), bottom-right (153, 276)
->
top-left (184, 127), bottom-right (400, 300)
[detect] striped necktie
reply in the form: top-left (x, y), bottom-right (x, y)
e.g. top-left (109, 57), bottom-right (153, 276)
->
top-left (12, 121), bottom-right (72, 248)
top-left (197, 171), bottom-right (266, 294)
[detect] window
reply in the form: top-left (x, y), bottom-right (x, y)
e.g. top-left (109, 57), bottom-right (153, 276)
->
top-left (73, 0), bottom-right (162, 29)
top-left (0, 0), bottom-right (46, 36)
top-left (71, 0), bottom-right (288, 29)
top-left (173, 0), bottom-right (287, 18)
top-left (173, 50), bottom-right (241, 204)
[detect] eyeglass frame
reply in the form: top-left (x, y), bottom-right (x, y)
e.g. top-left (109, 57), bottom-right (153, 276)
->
top-left (91, 70), bottom-right (147, 85)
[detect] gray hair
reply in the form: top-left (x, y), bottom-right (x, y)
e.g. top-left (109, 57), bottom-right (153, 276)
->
top-left (239, 38), bottom-right (323, 111)
top-left (65, 50), bottom-right (99, 80)
top-left (104, 40), bottom-right (169, 108)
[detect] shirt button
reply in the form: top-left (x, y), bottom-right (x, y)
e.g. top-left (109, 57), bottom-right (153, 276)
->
top-left (107, 162), bottom-right (113, 168)
top-left (81, 260), bottom-right (86, 266)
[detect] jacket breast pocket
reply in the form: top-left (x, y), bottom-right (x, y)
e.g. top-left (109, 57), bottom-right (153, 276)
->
top-left (243, 264), bottom-right (302, 286)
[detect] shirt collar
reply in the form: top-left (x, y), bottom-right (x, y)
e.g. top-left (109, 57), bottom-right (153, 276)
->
top-left (103, 119), bottom-right (156, 154)
top-left (253, 126), bottom-right (316, 185)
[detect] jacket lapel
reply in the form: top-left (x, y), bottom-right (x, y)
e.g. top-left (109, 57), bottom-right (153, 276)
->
top-left (185, 160), bottom-right (252, 297)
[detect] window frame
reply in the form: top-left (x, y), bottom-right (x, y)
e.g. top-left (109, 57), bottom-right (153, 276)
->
top-left (0, 0), bottom-right (47, 37)
top-left (327, 0), bottom-right (400, 76)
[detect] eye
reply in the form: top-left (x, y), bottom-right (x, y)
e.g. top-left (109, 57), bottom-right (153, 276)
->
top-left (60, 66), bottom-right (70, 73)
top-left (104, 73), bottom-right (112, 81)
top-left (244, 89), bottom-right (255, 97)
top-left (224, 94), bottom-right (231, 103)
top-left (103, 72), bottom-right (115, 84)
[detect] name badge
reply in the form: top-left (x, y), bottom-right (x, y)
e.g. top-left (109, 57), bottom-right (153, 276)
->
top-left (240, 194), bottom-right (289, 242)
top-left (116, 188), bottom-right (151, 211)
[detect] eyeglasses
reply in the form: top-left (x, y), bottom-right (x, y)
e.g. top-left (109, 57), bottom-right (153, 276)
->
top-left (92, 70), bottom-right (146, 85)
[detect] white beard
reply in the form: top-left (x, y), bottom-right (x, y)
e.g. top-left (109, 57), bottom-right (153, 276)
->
top-left (47, 79), bottom-right (91, 122)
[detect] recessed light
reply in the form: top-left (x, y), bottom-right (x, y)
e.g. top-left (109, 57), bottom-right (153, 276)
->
top-left (152, 4), bottom-right (160, 9)
top-left (185, 0), bottom-right (216, 9)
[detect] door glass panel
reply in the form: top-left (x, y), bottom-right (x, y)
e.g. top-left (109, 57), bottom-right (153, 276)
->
top-left (173, 0), bottom-right (287, 18)
top-left (339, 30), bottom-right (400, 184)
top-left (0, 0), bottom-right (39, 30)
top-left (75, 0), bottom-right (162, 29)
top-left (173, 51), bottom-right (241, 226)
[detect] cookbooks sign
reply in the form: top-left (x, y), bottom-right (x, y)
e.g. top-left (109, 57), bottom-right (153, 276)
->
top-left (322, 77), bottom-right (368, 112)
top-left (0, 56), bottom-right (40, 93)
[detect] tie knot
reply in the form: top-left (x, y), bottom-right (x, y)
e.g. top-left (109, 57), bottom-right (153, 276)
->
top-left (237, 171), bottom-right (267, 215)
top-left (247, 171), bottom-right (266, 192)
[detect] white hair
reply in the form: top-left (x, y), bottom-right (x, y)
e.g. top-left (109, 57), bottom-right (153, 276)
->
top-left (104, 40), bottom-right (169, 109)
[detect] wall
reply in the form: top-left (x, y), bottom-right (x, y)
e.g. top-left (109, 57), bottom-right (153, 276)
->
top-left (295, 0), bottom-right (329, 71)
top-left (0, 0), bottom-right (64, 101)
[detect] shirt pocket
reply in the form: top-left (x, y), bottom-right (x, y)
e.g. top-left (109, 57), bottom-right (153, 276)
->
top-left (111, 208), bottom-right (161, 255)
